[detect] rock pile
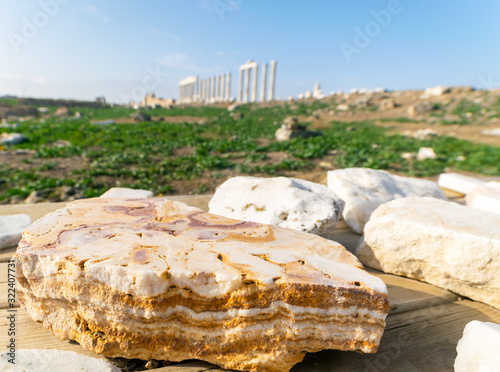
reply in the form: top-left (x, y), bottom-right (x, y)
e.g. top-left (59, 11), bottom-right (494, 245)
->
top-left (275, 116), bottom-right (320, 141)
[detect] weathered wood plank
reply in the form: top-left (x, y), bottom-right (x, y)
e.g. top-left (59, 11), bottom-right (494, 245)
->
top-left (294, 300), bottom-right (500, 372)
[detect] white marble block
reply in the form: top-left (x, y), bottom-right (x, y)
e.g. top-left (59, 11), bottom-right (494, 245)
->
top-left (465, 182), bottom-right (500, 215)
top-left (0, 349), bottom-right (120, 372)
top-left (209, 176), bottom-right (344, 235)
top-left (437, 173), bottom-right (485, 195)
top-left (454, 321), bottom-right (500, 372)
top-left (100, 187), bottom-right (153, 199)
top-left (357, 197), bottom-right (500, 309)
top-left (0, 214), bottom-right (32, 250)
top-left (327, 168), bottom-right (446, 234)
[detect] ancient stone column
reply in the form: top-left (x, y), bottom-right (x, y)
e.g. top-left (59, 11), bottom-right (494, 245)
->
top-left (238, 69), bottom-right (243, 102)
top-left (212, 76), bottom-right (216, 102)
top-left (245, 68), bottom-right (251, 103)
top-left (251, 64), bottom-right (258, 103)
top-left (226, 72), bottom-right (231, 101)
top-left (260, 63), bottom-right (268, 102)
top-left (269, 60), bottom-right (277, 101)
top-left (221, 74), bottom-right (226, 102)
top-left (217, 75), bottom-right (221, 102)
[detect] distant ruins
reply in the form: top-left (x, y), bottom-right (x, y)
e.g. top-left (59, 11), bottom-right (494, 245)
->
top-left (140, 93), bottom-right (175, 109)
top-left (238, 60), bottom-right (276, 103)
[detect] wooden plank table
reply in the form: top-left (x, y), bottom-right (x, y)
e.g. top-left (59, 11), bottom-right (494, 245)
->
top-left (1, 194), bottom-right (499, 371)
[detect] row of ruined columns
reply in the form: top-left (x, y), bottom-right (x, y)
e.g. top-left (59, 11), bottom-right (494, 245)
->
top-left (178, 73), bottom-right (231, 104)
top-left (238, 60), bottom-right (276, 103)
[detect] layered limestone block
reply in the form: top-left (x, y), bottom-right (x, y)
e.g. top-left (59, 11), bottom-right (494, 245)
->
top-left (327, 168), bottom-right (446, 234)
top-left (0, 349), bottom-right (120, 372)
top-left (465, 182), bottom-right (500, 215)
top-left (209, 176), bottom-right (344, 235)
top-left (357, 197), bottom-right (500, 309)
top-left (454, 321), bottom-right (500, 372)
top-left (0, 214), bottom-right (32, 250)
top-left (16, 198), bottom-right (389, 372)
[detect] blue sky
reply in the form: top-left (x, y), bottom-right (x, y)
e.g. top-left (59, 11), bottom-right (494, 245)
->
top-left (1, 0), bottom-right (499, 102)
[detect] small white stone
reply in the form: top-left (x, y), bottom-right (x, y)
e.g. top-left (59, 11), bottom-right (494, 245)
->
top-left (0, 349), bottom-right (121, 372)
top-left (327, 168), bottom-right (446, 234)
top-left (357, 197), bottom-right (500, 309)
top-left (438, 173), bottom-right (486, 195)
top-left (0, 133), bottom-right (26, 145)
top-left (0, 214), bottom-right (32, 250)
top-left (336, 104), bottom-right (349, 111)
top-left (209, 176), bottom-right (344, 235)
top-left (416, 147), bottom-right (437, 160)
top-left (424, 85), bottom-right (451, 96)
top-left (466, 182), bottom-right (500, 215)
top-left (454, 321), bottom-right (500, 372)
top-left (100, 187), bottom-right (153, 199)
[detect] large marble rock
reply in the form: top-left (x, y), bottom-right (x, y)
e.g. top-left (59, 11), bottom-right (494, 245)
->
top-left (100, 187), bottom-right (153, 199)
top-left (0, 349), bottom-right (120, 372)
top-left (208, 176), bottom-right (344, 235)
top-left (454, 321), bottom-right (500, 372)
top-left (437, 173), bottom-right (485, 195)
top-left (327, 168), bottom-right (446, 234)
top-left (0, 214), bottom-right (32, 250)
top-left (16, 198), bottom-right (389, 372)
top-left (357, 197), bottom-right (500, 309)
top-left (465, 182), bottom-right (500, 215)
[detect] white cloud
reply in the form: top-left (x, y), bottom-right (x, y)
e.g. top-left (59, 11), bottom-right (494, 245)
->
top-left (0, 74), bottom-right (47, 85)
top-left (157, 52), bottom-right (209, 73)
top-left (83, 6), bottom-right (109, 23)
top-left (142, 28), bottom-right (181, 42)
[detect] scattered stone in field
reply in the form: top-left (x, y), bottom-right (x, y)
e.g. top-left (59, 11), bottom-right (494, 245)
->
top-left (0, 132), bottom-right (26, 145)
top-left (401, 152), bottom-right (416, 161)
top-left (209, 176), bottom-right (344, 235)
top-left (327, 168), bottom-right (446, 234)
top-left (407, 102), bottom-right (431, 117)
top-left (357, 197), bottom-right (500, 309)
top-left (54, 106), bottom-right (69, 117)
top-left (75, 111), bottom-right (82, 119)
top-left (14, 149), bottom-right (34, 155)
top-left (304, 90), bottom-right (313, 99)
top-left (52, 139), bottom-right (72, 148)
top-left (17, 197), bottom-right (389, 372)
top-left (229, 112), bottom-right (243, 120)
top-left (455, 155), bottom-right (466, 162)
top-left (454, 321), bottom-right (500, 372)
top-left (482, 128), bottom-right (500, 136)
top-left (465, 182), bottom-right (500, 215)
top-left (25, 189), bottom-right (51, 204)
top-left (319, 161), bottom-right (334, 169)
top-left (416, 147), bottom-right (437, 160)
top-left (131, 111), bottom-right (151, 122)
top-left (336, 104), bottom-right (349, 111)
top-left (451, 86), bottom-right (475, 94)
top-left (0, 349), bottom-right (120, 372)
top-left (424, 86), bottom-right (451, 96)
top-left (379, 99), bottom-right (396, 110)
top-left (227, 103), bottom-right (240, 111)
top-left (402, 128), bottom-right (438, 140)
top-left (100, 187), bottom-right (153, 199)
top-left (91, 119), bottom-right (115, 125)
top-left (444, 113), bottom-right (461, 122)
top-left (0, 213), bottom-right (32, 250)
top-left (437, 173), bottom-right (485, 195)
top-left (37, 107), bottom-right (49, 114)
top-left (275, 117), bottom-right (321, 141)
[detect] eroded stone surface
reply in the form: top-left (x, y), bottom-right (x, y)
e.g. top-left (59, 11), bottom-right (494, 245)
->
top-left (357, 197), bottom-right (500, 309)
top-left (0, 349), bottom-right (120, 372)
top-left (100, 187), bottom-right (153, 199)
top-left (327, 168), bottom-right (446, 234)
top-left (454, 321), bottom-right (500, 372)
top-left (209, 176), bottom-right (344, 235)
top-left (0, 214), bottom-right (32, 250)
top-left (465, 181), bottom-right (500, 215)
top-left (16, 197), bottom-right (388, 372)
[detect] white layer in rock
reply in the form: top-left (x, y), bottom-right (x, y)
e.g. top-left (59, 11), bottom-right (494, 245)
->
top-left (437, 173), bottom-right (485, 195)
top-left (208, 176), bottom-right (344, 235)
top-left (465, 181), bottom-right (500, 215)
top-left (327, 168), bottom-right (446, 234)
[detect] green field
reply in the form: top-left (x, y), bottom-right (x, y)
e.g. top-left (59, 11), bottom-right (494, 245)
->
top-left (1, 102), bottom-right (500, 203)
